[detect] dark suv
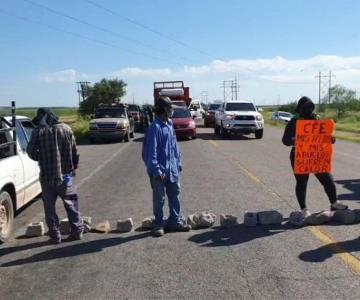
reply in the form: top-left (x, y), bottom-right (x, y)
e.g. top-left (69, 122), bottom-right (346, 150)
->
top-left (128, 104), bottom-right (143, 131)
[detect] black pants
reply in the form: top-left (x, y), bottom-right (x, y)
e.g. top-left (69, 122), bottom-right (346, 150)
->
top-left (290, 151), bottom-right (337, 209)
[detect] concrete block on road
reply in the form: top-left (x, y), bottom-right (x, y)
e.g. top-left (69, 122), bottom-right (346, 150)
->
top-left (220, 214), bottom-right (238, 228)
top-left (141, 216), bottom-right (155, 230)
top-left (60, 218), bottom-right (70, 235)
top-left (244, 212), bottom-right (258, 227)
top-left (187, 214), bottom-right (199, 229)
top-left (94, 220), bottom-right (111, 233)
top-left (353, 209), bottom-right (360, 223)
top-left (258, 210), bottom-right (283, 225)
top-left (197, 211), bottom-right (216, 228)
top-left (305, 211), bottom-right (334, 225)
top-left (289, 211), bottom-right (305, 227)
top-left (333, 210), bottom-right (356, 224)
top-left (25, 222), bottom-right (45, 237)
top-left (116, 218), bottom-right (134, 233)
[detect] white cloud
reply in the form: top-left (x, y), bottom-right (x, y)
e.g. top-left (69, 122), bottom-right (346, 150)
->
top-left (40, 69), bottom-right (77, 83)
top-left (116, 55), bottom-right (360, 105)
top-left (112, 55), bottom-right (360, 81)
top-left (111, 67), bottom-right (172, 78)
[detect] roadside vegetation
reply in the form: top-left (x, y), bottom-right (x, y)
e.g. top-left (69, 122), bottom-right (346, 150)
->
top-left (263, 84), bottom-right (360, 143)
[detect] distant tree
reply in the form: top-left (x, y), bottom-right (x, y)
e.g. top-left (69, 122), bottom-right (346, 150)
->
top-left (79, 78), bottom-right (127, 114)
top-left (328, 85), bottom-right (359, 118)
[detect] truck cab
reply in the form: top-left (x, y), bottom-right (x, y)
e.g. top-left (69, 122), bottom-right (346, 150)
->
top-left (0, 112), bottom-right (41, 241)
top-left (214, 101), bottom-right (264, 139)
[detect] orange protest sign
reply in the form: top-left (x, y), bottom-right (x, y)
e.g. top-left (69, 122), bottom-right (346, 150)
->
top-left (294, 119), bottom-right (334, 174)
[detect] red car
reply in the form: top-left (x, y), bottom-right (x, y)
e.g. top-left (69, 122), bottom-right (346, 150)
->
top-left (171, 108), bottom-right (196, 139)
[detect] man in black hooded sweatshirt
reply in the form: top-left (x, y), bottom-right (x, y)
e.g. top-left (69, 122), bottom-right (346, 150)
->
top-left (282, 96), bottom-right (348, 218)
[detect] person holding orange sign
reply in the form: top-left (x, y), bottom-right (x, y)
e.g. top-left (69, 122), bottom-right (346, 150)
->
top-left (282, 96), bottom-right (348, 218)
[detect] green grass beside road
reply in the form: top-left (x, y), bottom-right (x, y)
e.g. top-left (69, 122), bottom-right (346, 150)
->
top-left (0, 107), bottom-right (89, 142)
top-left (263, 110), bottom-right (360, 143)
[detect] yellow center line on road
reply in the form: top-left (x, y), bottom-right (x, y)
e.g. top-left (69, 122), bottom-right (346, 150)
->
top-left (208, 139), bottom-right (360, 276)
top-left (308, 226), bottom-right (360, 275)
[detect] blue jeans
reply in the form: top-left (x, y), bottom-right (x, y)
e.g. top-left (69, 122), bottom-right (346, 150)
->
top-left (41, 179), bottom-right (83, 239)
top-left (151, 177), bottom-right (181, 228)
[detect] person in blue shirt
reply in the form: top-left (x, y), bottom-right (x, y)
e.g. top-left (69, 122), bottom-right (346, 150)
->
top-left (142, 96), bottom-right (191, 237)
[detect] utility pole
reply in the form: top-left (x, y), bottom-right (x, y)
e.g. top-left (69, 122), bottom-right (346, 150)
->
top-left (76, 81), bottom-right (91, 106)
top-left (315, 72), bottom-right (321, 108)
top-left (200, 91), bottom-right (208, 104)
top-left (221, 77), bottom-right (240, 102)
top-left (315, 71), bottom-right (335, 108)
top-left (328, 71), bottom-right (335, 104)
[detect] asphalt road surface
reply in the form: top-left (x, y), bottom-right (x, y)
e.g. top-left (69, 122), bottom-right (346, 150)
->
top-left (1, 122), bottom-right (360, 299)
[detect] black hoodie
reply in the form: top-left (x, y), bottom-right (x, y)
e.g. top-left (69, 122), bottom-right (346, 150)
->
top-left (282, 97), bottom-right (317, 147)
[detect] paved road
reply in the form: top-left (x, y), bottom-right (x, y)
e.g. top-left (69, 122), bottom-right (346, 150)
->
top-left (1, 123), bottom-right (360, 299)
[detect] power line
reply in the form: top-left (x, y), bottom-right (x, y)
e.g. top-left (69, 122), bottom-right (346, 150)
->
top-left (84, 0), bottom-right (217, 60)
top-left (22, 0), bottom-right (193, 65)
top-left (0, 8), bottom-right (183, 66)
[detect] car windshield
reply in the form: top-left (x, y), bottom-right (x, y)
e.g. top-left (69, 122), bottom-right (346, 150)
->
top-left (95, 108), bottom-right (125, 118)
top-left (279, 112), bottom-right (292, 117)
top-left (226, 103), bottom-right (256, 111)
top-left (209, 104), bottom-right (220, 110)
top-left (128, 104), bottom-right (139, 112)
top-left (172, 109), bottom-right (191, 118)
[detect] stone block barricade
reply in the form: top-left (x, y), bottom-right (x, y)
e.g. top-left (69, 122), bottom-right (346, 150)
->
top-left (20, 208), bottom-right (360, 239)
top-left (187, 211), bottom-right (216, 229)
top-left (25, 222), bottom-right (45, 237)
top-left (220, 214), bottom-right (238, 228)
top-left (116, 218), bottom-right (134, 233)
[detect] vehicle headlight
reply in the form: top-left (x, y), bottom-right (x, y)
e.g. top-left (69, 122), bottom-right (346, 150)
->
top-left (256, 115), bottom-right (263, 121)
top-left (225, 114), bottom-right (235, 120)
top-left (188, 121), bottom-right (196, 128)
top-left (89, 123), bottom-right (98, 129)
top-left (117, 122), bottom-right (127, 129)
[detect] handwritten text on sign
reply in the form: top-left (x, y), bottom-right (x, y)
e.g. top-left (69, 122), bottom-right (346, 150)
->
top-left (294, 120), bottom-right (334, 174)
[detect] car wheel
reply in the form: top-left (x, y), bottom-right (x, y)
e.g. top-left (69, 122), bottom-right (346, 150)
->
top-left (130, 130), bottom-right (134, 138)
top-left (124, 130), bottom-right (130, 142)
top-left (214, 124), bottom-right (220, 135)
top-left (255, 129), bottom-right (263, 139)
top-left (220, 123), bottom-right (228, 139)
top-left (0, 190), bottom-right (14, 242)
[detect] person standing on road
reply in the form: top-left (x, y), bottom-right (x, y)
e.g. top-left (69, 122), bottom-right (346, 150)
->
top-left (282, 96), bottom-right (348, 218)
top-left (142, 96), bottom-right (191, 237)
top-left (27, 108), bottom-right (83, 244)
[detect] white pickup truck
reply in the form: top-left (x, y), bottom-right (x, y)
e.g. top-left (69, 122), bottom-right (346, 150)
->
top-left (0, 114), bottom-right (41, 241)
top-left (214, 101), bottom-right (264, 139)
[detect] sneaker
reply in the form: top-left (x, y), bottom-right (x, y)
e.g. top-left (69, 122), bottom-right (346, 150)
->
top-left (331, 201), bottom-right (348, 211)
top-left (152, 227), bottom-right (164, 237)
top-left (301, 208), bottom-right (311, 219)
top-left (166, 223), bottom-right (191, 232)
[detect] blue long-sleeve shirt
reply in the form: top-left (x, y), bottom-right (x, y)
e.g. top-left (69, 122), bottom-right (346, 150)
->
top-left (142, 117), bottom-right (182, 183)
